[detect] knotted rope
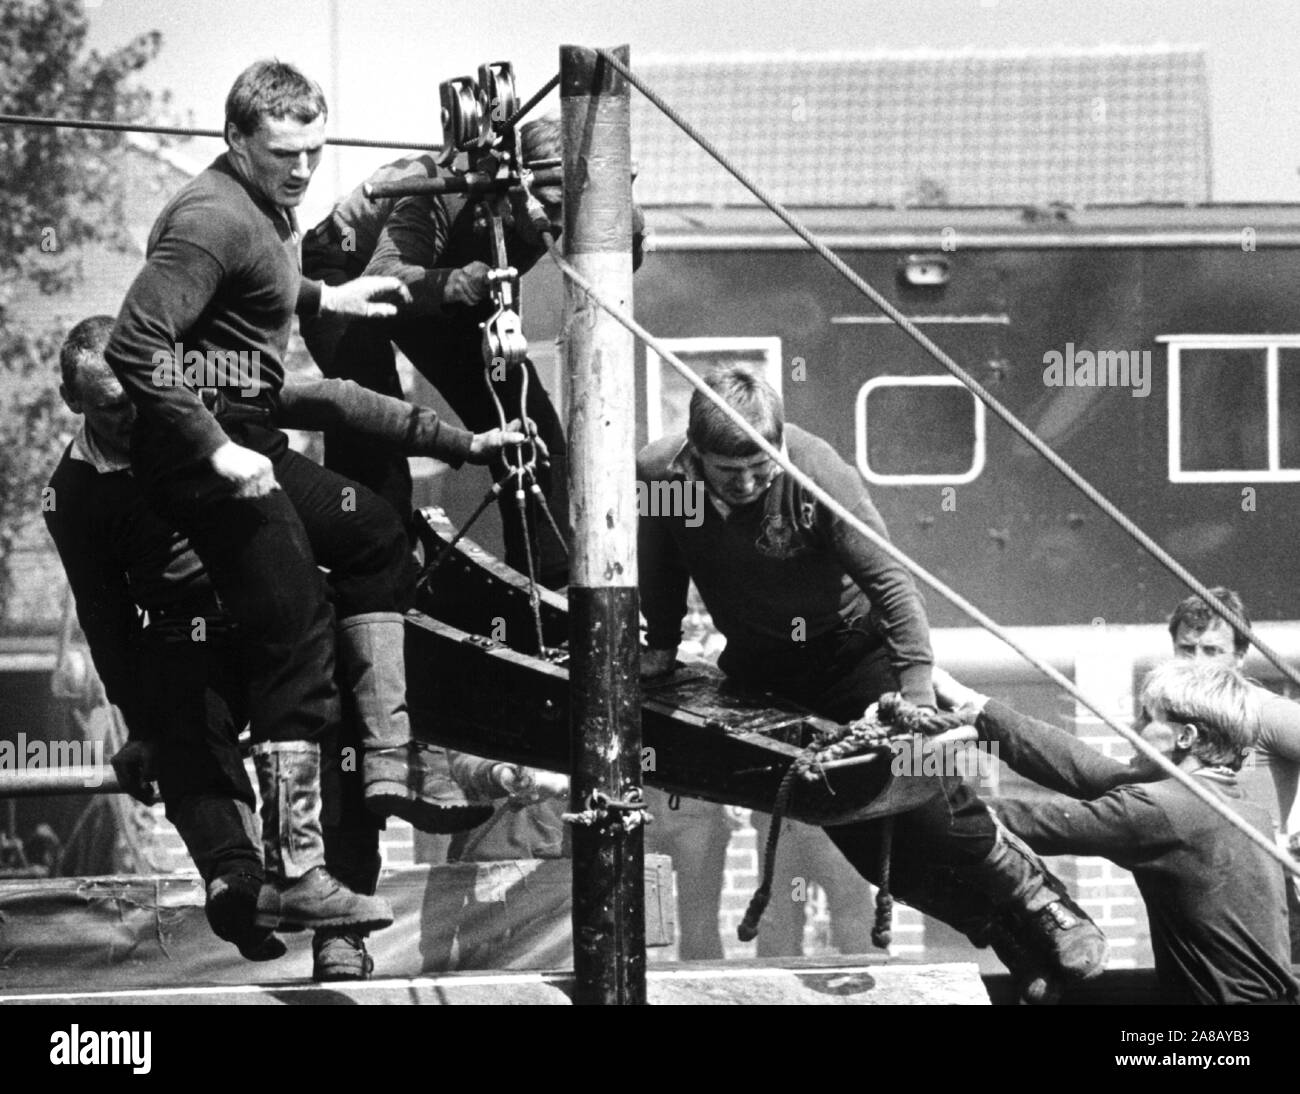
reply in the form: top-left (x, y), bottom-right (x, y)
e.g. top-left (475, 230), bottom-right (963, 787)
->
top-left (737, 693), bottom-right (961, 946)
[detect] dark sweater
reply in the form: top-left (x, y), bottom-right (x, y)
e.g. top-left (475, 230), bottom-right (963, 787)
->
top-left (361, 189), bottom-right (543, 320)
top-left (979, 698), bottom-right (1298, 1005)
top-left (320, 154), bottom-right (442, 280)
top-left (637, 426), bottom-right (934, 706)
top-left (44, 448), bottom-right (210, 738)
top-left (105, 154), bottom-right (322, 463)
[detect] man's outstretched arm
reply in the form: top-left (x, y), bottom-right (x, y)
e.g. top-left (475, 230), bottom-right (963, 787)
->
top-left (277, 378), bottom-right (541, 467)
top-left (996, 784), bottom-right (1174, 866)
top-left (934, 669), bottom-right (1136, 799)
top-left (636, 454), bottom-right (691, 675)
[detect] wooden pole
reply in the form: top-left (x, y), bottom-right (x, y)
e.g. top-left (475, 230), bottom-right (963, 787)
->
top-left (560, 43), bottom-right (645, 1006)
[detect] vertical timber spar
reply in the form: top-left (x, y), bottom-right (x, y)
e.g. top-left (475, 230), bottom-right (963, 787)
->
top-left (560, 45), bottom-right (646, 1006)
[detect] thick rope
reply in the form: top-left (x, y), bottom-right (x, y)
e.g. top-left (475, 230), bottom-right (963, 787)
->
top-left (542, 234), bottom-right (1300, 883)
top-left (592, 47), bottom-right (1300, 696)
top-left (738, 693), bottom-right (945, 944)
top-left (0, 112), bottom-right (440, 151)
top-left (872, 816), bottom-right (895, 949)
top-left (737, 762), bottom-right (798, 942)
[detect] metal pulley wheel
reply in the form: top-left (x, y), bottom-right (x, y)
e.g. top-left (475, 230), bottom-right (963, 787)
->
top-left (478, 61), bottom-right (517, 126)
top-left (440, 76), bottom-right (486, 160)
top-left (481, 307), bottom-right (528, 372)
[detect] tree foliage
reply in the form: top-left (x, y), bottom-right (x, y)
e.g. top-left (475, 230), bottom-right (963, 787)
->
top-left (0, 0), bottom-right (167, 621)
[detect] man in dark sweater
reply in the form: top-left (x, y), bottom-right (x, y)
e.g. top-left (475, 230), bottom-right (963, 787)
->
top-left (300, 121), bottom-right (567, 586)
top-left (637, 365), bottom-right (1107, 1000)
top-left (49, 314), bottom-right (523, 977)
top-left (301, 116), bottom-right (644, 587)
top-left (935, 659), bottom-right (1299, 1004)
top-left (1167, 588), bottom-right (1300, 961)
top-left (103, 60), bottom-right (467, 936)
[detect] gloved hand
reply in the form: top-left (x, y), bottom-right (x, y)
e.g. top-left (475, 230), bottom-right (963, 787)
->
top-left (111, 739), bottom-right (159, 805)
top-left (443, 261), bottom-right (491, 307)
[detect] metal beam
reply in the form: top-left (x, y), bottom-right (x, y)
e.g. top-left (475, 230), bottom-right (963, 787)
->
top-left (0, 766), bottom-right (121, 798)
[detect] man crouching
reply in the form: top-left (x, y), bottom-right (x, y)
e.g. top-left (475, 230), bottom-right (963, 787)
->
top-left (638, 365), bottom-right (1107, 1001)
top-left (936, 659), bottom-right (1299, 1004)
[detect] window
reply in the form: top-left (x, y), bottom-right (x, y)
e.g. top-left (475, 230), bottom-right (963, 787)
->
top-left (1162, 334), bottom-right (1300, 482)
top-left (855, 375), bottom-right (986, 485)
top-left (644, 337), bottom-right (782, 440)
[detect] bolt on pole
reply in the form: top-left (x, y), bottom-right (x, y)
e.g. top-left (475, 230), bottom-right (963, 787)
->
top-left (559, 43), bottom-right (646, 1006)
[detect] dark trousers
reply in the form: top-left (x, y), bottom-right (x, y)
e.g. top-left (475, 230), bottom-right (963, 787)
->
top-left (144, 614), bottom-right (382, 895)
top-left (321, 717), bottom-right (383, 897)
top-left (133, 418), bottom-right (416, 748)
top-left (144, 619), bottom-right (259, 882)
top-left (300, 294), bottom-right (571, 587)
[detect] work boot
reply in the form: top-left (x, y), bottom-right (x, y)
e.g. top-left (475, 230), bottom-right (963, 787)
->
top-left (313, 928), bottom-right (375, 982)
top-left (954, 823), bottom-right (1107, 988)
top-left (169, 795), bottom-right (287, 961)
top-left (336, 612), bottom-right (493, 834)
top-left (206, 871), bottom-right (288, 962)
top-left (890, 866), bottom-right (1063, 1005)
top-left (252, 741), bottom-right (394, 932)
top-left (977, 915), bottom-right (1063, 1005)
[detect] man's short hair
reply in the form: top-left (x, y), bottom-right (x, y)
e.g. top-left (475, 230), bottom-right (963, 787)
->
top-left (1167, 587), bottom-right (1250, 655)
top-left (59, 315), bottom-right (116, 396)
top-left (1140, 658), bottom-right (1259, 770)
top-left (520, 115), bottom-right (561, 165)
top-left (687, 365), bottom-right (784, 457)
top-left (225, 59), bottom-right (327, 139)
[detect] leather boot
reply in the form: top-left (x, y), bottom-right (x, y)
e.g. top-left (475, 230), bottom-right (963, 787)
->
top-left (168, 794), bottom-right (287, 961)
top-left (336, 612), bottom-right (493, 833)
top-left (885, 865), bottom-right (1061, 1004)
top-left (206, 870), bottom-right (288, 961)
top-left (252, 741), bottom-right (394, 932)
top-left (952, 822), bottom-right (1107, 989)
top-left (313, 928), bottom-right (375, 982)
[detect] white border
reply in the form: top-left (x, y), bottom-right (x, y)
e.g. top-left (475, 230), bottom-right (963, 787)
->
top-left (855, 375), bottom-right (986, 485)
top-left (645, 336), bottom-right (783, 439)
top-left (1160, 334), bottom-right (1300, 483)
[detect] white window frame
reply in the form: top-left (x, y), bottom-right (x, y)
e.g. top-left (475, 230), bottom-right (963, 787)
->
top-left (855, 375), bottom-right (986, 486)
top-left (1160, 334), bottom-right (1300, 483)
top-left (644, 337), bottom-right (783, 439)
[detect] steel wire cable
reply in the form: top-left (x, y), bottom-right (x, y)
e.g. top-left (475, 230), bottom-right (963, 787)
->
top-left (592, 46), bottom-right (1300, 695)
top-left (543, 231), bottom-right (1300, 882)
